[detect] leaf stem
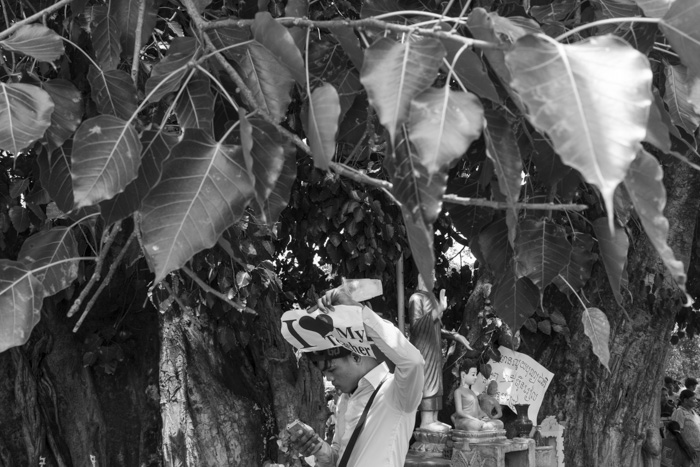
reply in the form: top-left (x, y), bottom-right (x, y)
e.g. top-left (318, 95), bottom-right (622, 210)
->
top-left (0, 0), bottom-right (73, 41)
top-left (182, 266), bottom-right (255, 314)
top-left (66, 221), bottom-right (122, 318)
top-left (555, 17), bottom-right (660, 42)
top-left (73, 230), bottom-right (137, 332)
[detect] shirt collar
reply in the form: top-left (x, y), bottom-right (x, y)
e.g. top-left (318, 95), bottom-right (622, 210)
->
top-left (359, 362), bottom-right (389, 391)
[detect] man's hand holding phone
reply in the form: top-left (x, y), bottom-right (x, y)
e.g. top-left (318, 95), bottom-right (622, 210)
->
top-left (287, 419), bottom-right (324, 457)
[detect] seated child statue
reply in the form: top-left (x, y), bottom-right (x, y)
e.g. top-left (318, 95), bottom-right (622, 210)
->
top-left (478, 380), bottom-right (503, 420)
top-left (451, 363), bottom-right (504, 432)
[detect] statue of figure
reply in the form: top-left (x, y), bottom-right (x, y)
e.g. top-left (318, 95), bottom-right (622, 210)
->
top-left (409, 274), bottom-right (472, 432)
top-left (478, 381), bottom-right (502, 420)
top-left (451, 364), bottom-right (504, 432)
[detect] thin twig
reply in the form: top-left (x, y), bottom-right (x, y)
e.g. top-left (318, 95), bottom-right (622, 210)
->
top-left (443, 194), bottom-right (587, 211)
top-left (73, 230), bottom-right (137, 332)
top-left (0, 0), bottom-right (73, 41)
top-left (181, 266), bottom-right (256, 314)
top-left (66, 221), bottom-right (122, 318)
top-left (130, 0), bottom-right (146, 85)
top-left (203, 16), bottom-right (501, 50)
top-left (163, 281), bottom-right (190, 314)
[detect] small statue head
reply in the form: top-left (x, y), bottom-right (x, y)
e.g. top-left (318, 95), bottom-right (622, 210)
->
top-left (487, 380), bottom-right (498, 396)
top-left (459, 359), bottom-right (480, 387)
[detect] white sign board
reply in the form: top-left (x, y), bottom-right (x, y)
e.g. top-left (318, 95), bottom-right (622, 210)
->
top-left (472, 346), bottom-right (553, 423)
top-left (281, 305), bottom-right (376, 358)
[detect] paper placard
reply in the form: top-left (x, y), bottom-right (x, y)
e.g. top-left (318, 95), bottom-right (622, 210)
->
top-left (471, 346), bottom-right (553, 423)
top-left (281, 305), bottom-right (376, 358)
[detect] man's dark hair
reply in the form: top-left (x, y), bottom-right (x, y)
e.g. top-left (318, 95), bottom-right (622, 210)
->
top-left (679, 389), bottom-right (696, 402)
top-left (685, 377), bottom-right (698, 388)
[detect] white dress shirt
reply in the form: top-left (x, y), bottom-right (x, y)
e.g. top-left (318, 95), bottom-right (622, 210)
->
top-left (314, 306), bottom-right (425, 467)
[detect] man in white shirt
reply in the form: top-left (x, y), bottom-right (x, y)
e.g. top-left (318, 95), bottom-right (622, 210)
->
top-left (289, 285), bottom-right (425, 467)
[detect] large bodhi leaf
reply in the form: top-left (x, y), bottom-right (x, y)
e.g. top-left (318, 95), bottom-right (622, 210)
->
top-left (514, 218), bottom-right (572, 290)
top-left (484, 109), bottom-right (522, 210)
top-left (360, 37), bottom-right (445, 145)
top-left (140, 129), bottom-right (255, 284)
top-left (112, 0), bottom-right (157, 58)
top-left (308, 83), bottom-right (341, 170)
top-left (100, 130), bottom-right (179, 226)
top-left (285, 0), bottom-right (308, 51)
top-left (505, 34), bottom-right (652, 229)
top-left (0, 260), bottom-right (44, 353)
top-left (475, 217), bottom-right (512, 275)
top-left (402, 205), bottom-right (435, 291)
top-left (663, 63), bottom-right (700, 138)
top-left (446, 177), bottom-right (493, 242)
top-left (582, 307), bottom-right (611, 371)
top-left (251, 12), bottom-right (306, 85)
top-left (42, 79), bottom-right (82, 152)
top-left (208, 26), bottom-right (252, 60)
top-left (39, 142), bottom-right (73, 212)
top-left (0, 83), bottom-right (54, 155)
top-left (660, 0), bottom-right (700, 77)
top-left (239, 116), bottom-right (286, 208)
top-left (237, 42), bottom-right (294, 124)
top-left (408, 87), bottom-right (483, 174)
top-left (592, 217), bottom-right (629, 306)
top-left (330, 26), bottom-right (364, 72)
top-left (467, 9), bottom-right (513, 84)
top-left (492, 270), bottom-right (539, 332)
top-left (388, 131), bottom-right (446, 226)
top-left (257, 140), bottom-right (296, 224)
top-left (623, 150), bottom-right (689, 296)
top-left (17, 227), bottom-right (78, 297)
top-left (145, 37), bottom-right (199, 103)
top-left (91, 6), bottom-right (122, 71)
top-left (530, 133), bottom-right (570, 187)
top-left (553, 233), bottom-right (596, 294)
top-left (632, 0), bottom-right (673, 18)
top-left (88, 66), bottom-right (138, 121)
top-left (175, 73), bottom-right (214, 133)
top-left (443, 43), bottom-right (501, 104)
top-left (0, 24), bottom-right (64, 62)
top-left (71, 115), bottom-right (143, 209)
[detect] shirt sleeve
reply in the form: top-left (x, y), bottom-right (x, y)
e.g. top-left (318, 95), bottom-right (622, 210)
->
top-left (362, 306), bottom-right (425, 413)
top-left (672, 408), bottom-right (685, 429)
top-left (312, 441), bottom-right (338, 467)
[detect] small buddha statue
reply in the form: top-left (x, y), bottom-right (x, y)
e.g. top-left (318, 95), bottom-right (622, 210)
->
top-left (478, 380), bottom-right (502, 420)
top-left (451, 364), bottom-right (504, 432)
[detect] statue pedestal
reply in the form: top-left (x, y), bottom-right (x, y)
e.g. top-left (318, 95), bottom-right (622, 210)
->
top-left (404, 429), bottom-right (452, 466)
top-left (449, 430), bottom-right (535, 467)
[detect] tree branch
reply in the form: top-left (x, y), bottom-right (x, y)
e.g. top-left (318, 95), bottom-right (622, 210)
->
top-left (202, 16), bottom-right (503, 50)
top-left (66, 221), bottom-right (122, 318)
top-left (0, 0), bottom-right (73, 41)
top-left (182, 266), bottom-right (256, 315)
top-left (130, 0), bottom-right (146, 85)
top-left (182, 0), bottom-right (588, 214)
top-left (73, 230), bottom-right (137, 332)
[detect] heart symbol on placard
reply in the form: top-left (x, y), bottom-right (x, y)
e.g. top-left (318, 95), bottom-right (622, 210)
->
top-left (298, 314), bottom-right (335, 338)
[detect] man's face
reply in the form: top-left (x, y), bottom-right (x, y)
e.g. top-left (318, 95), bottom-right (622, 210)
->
top-left (320, 356), bottom-right (364, 394)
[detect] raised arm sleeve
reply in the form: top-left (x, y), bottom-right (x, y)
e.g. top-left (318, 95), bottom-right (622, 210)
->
top-left (362, 306), bottom-right (425, 413)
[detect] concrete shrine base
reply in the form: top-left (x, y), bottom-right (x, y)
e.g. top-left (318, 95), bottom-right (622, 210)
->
top-left (405, 429), bottom-right (540, 467)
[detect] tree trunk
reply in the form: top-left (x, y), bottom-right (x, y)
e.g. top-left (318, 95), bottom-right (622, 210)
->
top-left (159, 294), bottom-right (327, 467)
top-left (0, 296), bottom-right (161, 467)
top-left (532, 156), bottom-right (700, 466)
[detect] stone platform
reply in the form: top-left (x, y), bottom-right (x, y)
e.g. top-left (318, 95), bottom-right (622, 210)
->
top-left (405, 429), bottom-right (536, 467)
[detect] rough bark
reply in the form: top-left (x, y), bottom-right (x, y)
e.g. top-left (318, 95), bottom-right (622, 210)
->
top-left (532, 156), bottom-right (700, 466)
top-left (159, 294), bottom-right (327, 467)
top-left (0, 294), bottom-right (161, 467)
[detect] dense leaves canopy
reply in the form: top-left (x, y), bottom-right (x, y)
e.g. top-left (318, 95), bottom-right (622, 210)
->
top-left (0, 0), bottom-right (698, 378)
